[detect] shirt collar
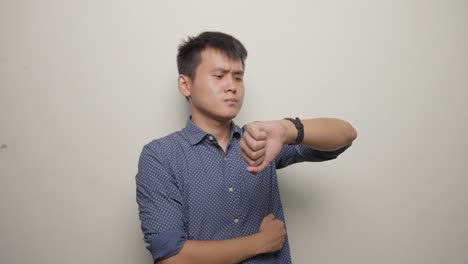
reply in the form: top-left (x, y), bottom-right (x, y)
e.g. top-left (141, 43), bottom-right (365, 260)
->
top-left (183, 119), bottom-right (243, 146)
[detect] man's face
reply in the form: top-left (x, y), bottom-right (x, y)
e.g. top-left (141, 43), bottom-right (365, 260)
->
top-left (185, 48), bottom-right (245, 123)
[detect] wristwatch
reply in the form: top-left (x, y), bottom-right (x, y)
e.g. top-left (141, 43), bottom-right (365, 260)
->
top-left (284, 117), bottom-right (304, 145)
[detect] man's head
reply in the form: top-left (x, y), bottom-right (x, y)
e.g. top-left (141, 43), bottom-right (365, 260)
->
top-left (177, 32), bottom-right (248, 124)
top-left (177, 31), bottom-right (248, 80)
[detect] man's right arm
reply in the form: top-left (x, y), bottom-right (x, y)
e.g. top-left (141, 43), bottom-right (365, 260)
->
top-left (137, 143), bottom-right (286, 263)
top-left (158, 214), bottom-right (286, 264)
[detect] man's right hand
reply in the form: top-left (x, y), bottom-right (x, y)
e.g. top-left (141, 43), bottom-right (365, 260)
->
top-left (157, 213), bottom-right (287, 264)
top-left (257, 214), bottom-right (287, 253)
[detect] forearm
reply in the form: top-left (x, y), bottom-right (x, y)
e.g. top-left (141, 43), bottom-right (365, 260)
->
top-left (158, 234), bottom-right (265, 264)
top-left (281, 118), bottom-right (357, 151)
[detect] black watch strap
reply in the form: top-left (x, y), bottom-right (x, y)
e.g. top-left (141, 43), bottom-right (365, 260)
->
top-left (284, 117), bottom-right (304, 145)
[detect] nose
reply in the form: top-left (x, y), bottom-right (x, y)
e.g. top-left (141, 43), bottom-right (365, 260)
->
top-left (225, 75), bottom-right (237, 94)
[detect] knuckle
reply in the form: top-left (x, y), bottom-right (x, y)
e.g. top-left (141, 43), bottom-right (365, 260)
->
top-left (250, 151), bottom-right (257, 159)
top-left (251, 141), bottom-right (259, 150)
top-left (239, 139), bottom-right (246, 147)
top-left (248, 159), bottom-right (257, 166)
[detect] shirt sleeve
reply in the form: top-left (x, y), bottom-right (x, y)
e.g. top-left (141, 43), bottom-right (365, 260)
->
top-left (136, 142), bottom-right (187, 262)
top-left (275, 144), bottom-right (351, 169)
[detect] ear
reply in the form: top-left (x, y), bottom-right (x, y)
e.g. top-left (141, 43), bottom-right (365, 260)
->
top-left (178, 74), bottom-right (192, 98)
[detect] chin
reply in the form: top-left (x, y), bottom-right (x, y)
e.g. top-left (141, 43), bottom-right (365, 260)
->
top-left (219, 111), bottom-right (239, 122)
top-left (226, 109), bottom-right (241, 118)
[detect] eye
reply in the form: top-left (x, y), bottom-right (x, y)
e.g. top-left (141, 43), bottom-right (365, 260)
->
top-left (213, 75), bottom-right (223, 79)
top-left (235, 77), bottom-right (243, 81)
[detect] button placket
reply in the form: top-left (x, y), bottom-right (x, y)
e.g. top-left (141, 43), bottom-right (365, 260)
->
top-left (225, 137), bottom-right (242, 227)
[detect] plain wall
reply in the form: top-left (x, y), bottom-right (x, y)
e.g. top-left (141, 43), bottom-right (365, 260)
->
top-left (1, 0), bottom-right (467, 263)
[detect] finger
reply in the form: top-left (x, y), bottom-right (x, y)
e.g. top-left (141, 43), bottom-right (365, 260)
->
top-left (242, 130), bottom-right (267, 152)
top-left (247, 159), bottom-right (270, 175)
top-left (240, 142), bottom-right (266, 163)
top-left (240, 150), bottom-right (265, 168)
top-left (242, 150), bottom-right (265, 169)
top-left (239, 137), bottom-right (266, 159)
top-left (247, 165), bottom-right (259, 175)
top-left (248, 149), bottom-right (277, 174)
top-left (239, 139), bottom-right (264, 163)
top-left (246, 124), bottom-right (268, 141)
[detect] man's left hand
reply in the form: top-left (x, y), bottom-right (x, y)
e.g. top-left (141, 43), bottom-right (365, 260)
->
top-left (240, 120), bottom-right (291, 175)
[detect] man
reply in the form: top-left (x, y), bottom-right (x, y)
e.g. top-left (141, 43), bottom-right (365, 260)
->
top-left (136, 31), bottom-right (357, 264)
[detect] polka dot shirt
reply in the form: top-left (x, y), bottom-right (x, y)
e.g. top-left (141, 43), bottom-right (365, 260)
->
top-left (136, 119), bottom-right (348, 263)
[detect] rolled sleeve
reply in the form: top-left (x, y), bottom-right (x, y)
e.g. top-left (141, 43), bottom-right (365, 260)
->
top-left (149, 228), bottom-right (187, 262)
top-left (275, 144), bottom-right (351, 169)
top-left (136, 142), bottom-right (187, 262)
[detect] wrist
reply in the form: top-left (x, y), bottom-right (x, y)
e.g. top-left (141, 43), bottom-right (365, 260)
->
top-left (279, 119), bottom-right (297, 145)
top-left (283, 117), bottom-right (304, 145)
top-left (251, 232), bottom-right (268, 255)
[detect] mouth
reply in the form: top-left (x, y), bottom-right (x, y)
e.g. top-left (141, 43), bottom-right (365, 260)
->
top-left (224, 98), bottom-right (238, 104)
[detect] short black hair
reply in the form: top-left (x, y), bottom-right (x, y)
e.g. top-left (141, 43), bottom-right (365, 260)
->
top-left (177, 31), bottom-right (248, 79)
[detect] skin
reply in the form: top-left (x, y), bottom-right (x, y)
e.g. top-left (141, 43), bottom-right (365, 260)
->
top-left (178, 48), bottom-right (245, 151)
top-left (241, 118), bottom-right (357, 174)
top-left (160, 47), bottom-right (357, 264)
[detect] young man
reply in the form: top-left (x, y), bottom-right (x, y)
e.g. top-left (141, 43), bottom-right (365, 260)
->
top-left (136, 31), bottom-right (357, 264)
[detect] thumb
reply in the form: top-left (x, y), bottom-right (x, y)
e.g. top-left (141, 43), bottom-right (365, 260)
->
top-left (247, 158), bottom-right (271, 175)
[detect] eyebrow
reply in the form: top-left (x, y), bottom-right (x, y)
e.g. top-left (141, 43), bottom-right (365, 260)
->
top-left (212, 68), bottom-right (244, 75)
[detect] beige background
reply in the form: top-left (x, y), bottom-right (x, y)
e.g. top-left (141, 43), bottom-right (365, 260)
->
top-left (1, 0), bottom-right (467, 263)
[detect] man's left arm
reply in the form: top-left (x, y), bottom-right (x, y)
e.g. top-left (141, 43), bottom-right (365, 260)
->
top-left (240, 118), bottom-right (357, 175)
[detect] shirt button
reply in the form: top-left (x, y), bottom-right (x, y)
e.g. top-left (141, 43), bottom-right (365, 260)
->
top-left (234, 218), bottom-right (239, 223)
top-left (208, 136), bottom-right (214, 141)
top-left (228, 187), bottom-right (234, 192)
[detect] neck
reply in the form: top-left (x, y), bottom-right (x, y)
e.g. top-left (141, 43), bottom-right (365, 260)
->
top-left (191, 114), bottom-right (232, 149)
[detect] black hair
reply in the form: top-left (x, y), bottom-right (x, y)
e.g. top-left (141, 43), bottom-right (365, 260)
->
top-left (177, 31), bottom-right (248, 80)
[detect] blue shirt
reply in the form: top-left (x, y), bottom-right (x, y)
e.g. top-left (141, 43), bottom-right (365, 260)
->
top-left (136, 119), bottom-right (348, 263)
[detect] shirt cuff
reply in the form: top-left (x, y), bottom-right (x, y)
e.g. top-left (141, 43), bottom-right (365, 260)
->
top-left (149, 228), bottom-right (187, 263)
